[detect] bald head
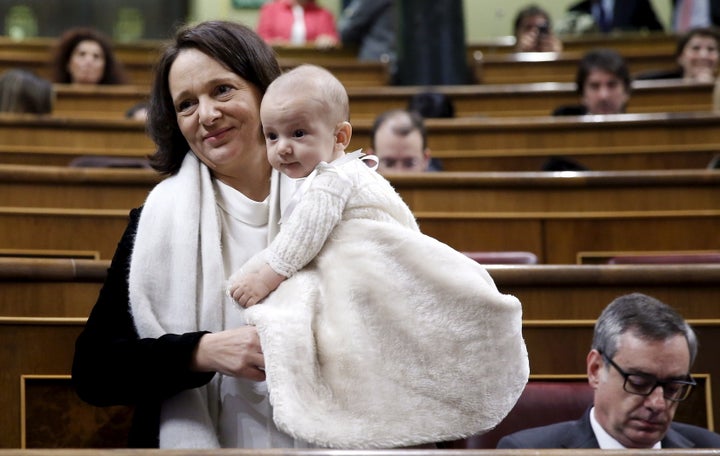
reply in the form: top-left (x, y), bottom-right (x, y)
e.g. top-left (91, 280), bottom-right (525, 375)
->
top-left (263, 64), bottom-right (349, 125)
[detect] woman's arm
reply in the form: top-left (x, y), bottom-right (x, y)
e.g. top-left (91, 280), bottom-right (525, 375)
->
top-left (72, 207), bottom-right (215, 406)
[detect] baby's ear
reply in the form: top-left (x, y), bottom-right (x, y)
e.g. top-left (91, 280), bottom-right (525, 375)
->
top-left (335, 121), bottom-right (352, 151)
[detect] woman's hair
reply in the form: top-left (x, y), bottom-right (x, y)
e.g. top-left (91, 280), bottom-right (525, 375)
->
top-left (51, 27), bottom-right (129, 84)
top-left (147, 20), bottom-right (282, 175)
top-left (0, 69), bottom-right (53, 114)
top-left (675, 26), bottom-right (720, 58)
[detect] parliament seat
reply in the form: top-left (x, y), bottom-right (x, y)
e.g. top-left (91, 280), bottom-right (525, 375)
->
top-left (439, 379), bottom-right (594, 449)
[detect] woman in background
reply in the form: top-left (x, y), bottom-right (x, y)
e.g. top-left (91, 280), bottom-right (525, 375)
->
top-left (51, 27), bottom-right (129, 84)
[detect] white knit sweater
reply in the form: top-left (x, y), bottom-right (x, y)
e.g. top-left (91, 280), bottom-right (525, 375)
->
top-left (266, 156), bottom-right (418, 278)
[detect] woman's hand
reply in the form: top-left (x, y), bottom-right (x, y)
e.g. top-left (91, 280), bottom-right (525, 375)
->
top-left (192, 327), bottom-right (265, 381)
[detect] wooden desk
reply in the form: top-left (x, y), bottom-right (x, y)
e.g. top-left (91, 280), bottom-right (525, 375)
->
top-left (51, 79), bottom-right (713, 121)
top-left (346, 80), bottom-right (712, 120)
top-left (1, 204), bottom-right (718, 264)
top-left (416, 209), bottom-right (720, 263)
top-left (0, 207), bottom-right (129, 259)
top-left (0, 36), bottom-right (162, 65)
top-left (52, 84), bottom-right (149, 120)
top-left (391, 169), bottom-right (720, 213)
top-left (467, 32), bottom-right (677, 56)
top-left (2, 260), bottom-right (719, 449)
top-left (0, 53), bottom-right (390, 88)
top-left (473, 49), bottom-right (678, 84)
top-left (3, 166), bottom-right (718, 214)
top-left (0, 115), bottom-right (153, 166)
top-left (0, 164), bottom-right (159, 209)
top-left (348, 112), bottom-right (720, 171)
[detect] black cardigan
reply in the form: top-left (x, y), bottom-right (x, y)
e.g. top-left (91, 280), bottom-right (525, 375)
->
top-left (72, 207), bottom-right (215, 448)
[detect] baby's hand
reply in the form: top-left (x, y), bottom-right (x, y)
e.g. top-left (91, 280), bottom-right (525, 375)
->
top-left (228, 272), bottom-right (272, 308)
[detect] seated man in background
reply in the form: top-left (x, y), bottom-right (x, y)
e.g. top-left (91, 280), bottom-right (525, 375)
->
top-left (498, 292), bottom-right (720, 449)
top-left (553, 48), bottom-right (631, 116)
top-left (366, 109), bottom-right (433, 173)
top-left (513, 4), bottom-right (564, 52)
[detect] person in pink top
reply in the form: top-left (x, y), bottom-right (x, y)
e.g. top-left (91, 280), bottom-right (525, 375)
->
top-left (257, 0), bottom-right (339, 48)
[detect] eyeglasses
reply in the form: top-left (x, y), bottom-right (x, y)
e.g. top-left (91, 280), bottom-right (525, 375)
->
top-left (379, 157), bottom-right (420, 169)
top-left (599, 351), bottom-right (696, 402)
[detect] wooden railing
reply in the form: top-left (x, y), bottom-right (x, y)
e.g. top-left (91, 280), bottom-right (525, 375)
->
top-left (2, 260), bottom-right (719, 448)
top-left (51, 79), bottom-right (714, 120)
top-left (2, 112), bottom-right (718, 170)
top-left (2, 165), bottom-right (718, 214)
top-left (473, 49), bottom-right (677, 84)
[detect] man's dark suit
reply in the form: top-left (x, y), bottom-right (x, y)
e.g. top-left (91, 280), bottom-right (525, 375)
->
top-left (671, 0), bottom-right (720, 28)
top-left (497, 409), bottom-right (720, 448)
top-left (568, 0), bottom-right (664, 31)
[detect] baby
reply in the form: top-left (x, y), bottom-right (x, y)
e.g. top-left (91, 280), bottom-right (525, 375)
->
top-left (225, 64), bottom-right (528, 449)
top-left (227, 63), bottom-right (418, 306)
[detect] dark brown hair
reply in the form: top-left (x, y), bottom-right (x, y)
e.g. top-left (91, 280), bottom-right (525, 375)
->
top-left (370, 109), bottom-right (427, 150)
top-left (576, 48), bottom-right (631, 96)
top-left (0, 69), bottom-right (52, 114)
top-left (51, 27), bottom-right (129, 84)
top-left (147, 20), bottom-right (282, 175)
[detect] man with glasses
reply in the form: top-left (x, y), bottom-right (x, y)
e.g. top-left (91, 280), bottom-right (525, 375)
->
top-left (366, 109), bottom-right (432, 173)
top-left (498, 292), bottom-right (720, 449)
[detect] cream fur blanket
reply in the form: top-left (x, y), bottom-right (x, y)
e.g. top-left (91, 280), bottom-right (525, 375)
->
top-left (245, 218), bottom-right (529, 448)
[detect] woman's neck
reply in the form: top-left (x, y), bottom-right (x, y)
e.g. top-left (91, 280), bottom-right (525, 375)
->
top-left (215, 160), bottom-right (272, 202)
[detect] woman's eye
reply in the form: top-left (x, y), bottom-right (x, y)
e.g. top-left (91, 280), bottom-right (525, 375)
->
top-left (217, 84), bottom-right (233, 95)
top-left (176, 100), bottom-right (193, 112)
top-left (293, 129), bottom-right (305, 138)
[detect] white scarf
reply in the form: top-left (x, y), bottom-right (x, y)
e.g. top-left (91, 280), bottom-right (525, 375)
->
top-left (129, 152), bottom-right (282, 448)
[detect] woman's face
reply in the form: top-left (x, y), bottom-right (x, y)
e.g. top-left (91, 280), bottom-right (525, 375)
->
top-left (678, 35), bottom-right (719, 82)
top-left (168, 48), bottom-right (266, 186)
top-left (67, 40), bottom-right (105, 84)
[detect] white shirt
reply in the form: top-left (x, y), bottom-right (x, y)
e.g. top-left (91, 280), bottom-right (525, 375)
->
top-left (290, 4), bottom-right (306, 44)
top-left (589, 406), bottom-right (662, 449)
top-left (214, 178), bottom-right (312, 448)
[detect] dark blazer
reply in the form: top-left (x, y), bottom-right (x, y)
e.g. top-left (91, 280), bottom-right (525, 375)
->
top-left (497, 408), bottom-right (720, 449)
top-left (672, 0), bottom-right (720, 27)
top-left (72, 207), bottom-right (215, 448)
top-left (569, 0), bottom-right (664, 31)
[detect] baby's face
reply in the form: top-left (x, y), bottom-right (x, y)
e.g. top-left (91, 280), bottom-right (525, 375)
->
top-left (261, 88), bottom-right (341, 178)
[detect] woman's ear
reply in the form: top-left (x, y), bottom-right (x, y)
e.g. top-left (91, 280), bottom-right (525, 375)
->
top-left (335, 121), bottom-right (352, 151)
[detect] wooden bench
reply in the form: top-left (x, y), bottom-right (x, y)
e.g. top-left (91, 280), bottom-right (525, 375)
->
top-left (349, 112), bottom-right (720, 171)
top-left (2, 260), bottom-right (719, 448)
top-left (391, 169), bottom-right (720, 213)
top-left (7, 112), bottom-right (720, 169)
top-left (346, 80), bottom-right (713, 120)
top-left (0, 164), bottom-right (159, 209)
top-left (467, 31), bottom-right (678, 56)
top-left (0, 115), bottom-right (153, 166)
top-left (473, 49), bottom-right (680, 84)
top-left (53, 84), bottom-right (149, 120)
top-left (2, 204), bottom-right (718, 264)
top-left (0, 207), bottom-right (129, 259)
top-left (51, 79), bottom-right (713, 121)
top-left (3, 165), bottom-right (718, 213)
top-left (415, 209), bottom-right (720, 263)
top-left (0, 52), bottom-right (391, 88)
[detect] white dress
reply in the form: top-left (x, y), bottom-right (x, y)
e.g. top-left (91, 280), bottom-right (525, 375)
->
top-left (237, 152), bottom-right (529, 449)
